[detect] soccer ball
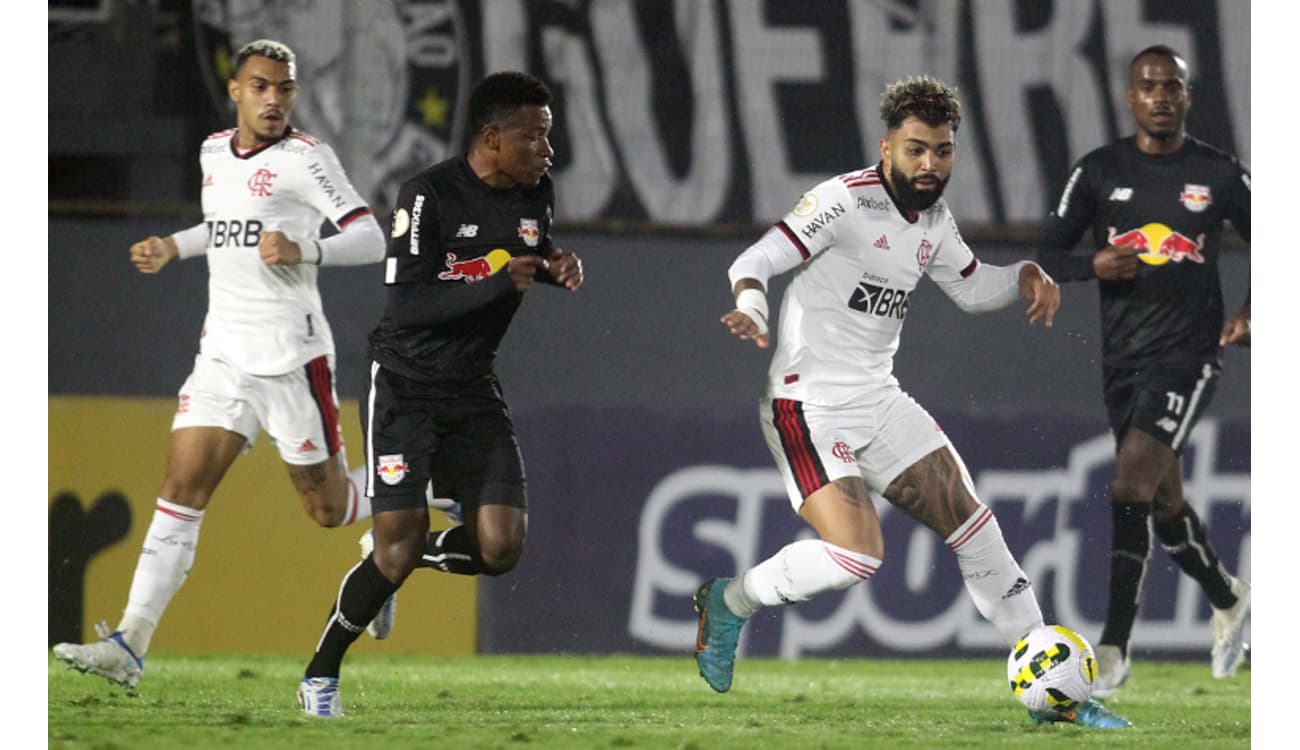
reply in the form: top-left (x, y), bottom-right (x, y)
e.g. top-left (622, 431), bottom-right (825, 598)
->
top-left (1007, 624), bottom-right (1097, 713)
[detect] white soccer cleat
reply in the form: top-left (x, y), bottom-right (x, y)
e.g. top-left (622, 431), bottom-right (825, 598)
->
top-left (1091, 644), bottom-right (1130, 700)
top-left (52, 621), bottom-right (144, 690)
top-left (1211, 577), bottom-right (1250, 678)
top-left (298, 676), bottom-right (343, 717)
top-left (358, 530), bottom-right (396, 639)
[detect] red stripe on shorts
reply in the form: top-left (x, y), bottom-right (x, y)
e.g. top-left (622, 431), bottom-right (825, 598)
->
top-left (306, 356), bottom-right (342, 456)
top-left (772, 399), bottom-right (829, 498)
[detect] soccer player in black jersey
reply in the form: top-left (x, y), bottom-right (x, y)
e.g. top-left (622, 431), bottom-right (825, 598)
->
top-left (1037, 45), bottom-right (1250, 699)
top-left (296, 71), bottom-right (583, 717)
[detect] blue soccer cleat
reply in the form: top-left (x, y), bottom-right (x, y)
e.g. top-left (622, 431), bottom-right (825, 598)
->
top-left (298, 676), bottom-right (343, 717)
top-left (1029, 698), bottom-right (1132, 729)
top-left (693, 577), bottom-right (748, 693)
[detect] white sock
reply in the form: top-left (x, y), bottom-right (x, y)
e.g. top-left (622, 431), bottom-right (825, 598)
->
top-left (344, 465), bottom-right (372, 523)
top-left (947, 505), bottom-right (1044, 644)
top-left (724, 539), bottom-right (880, 617)
top-left (119, 498), bottom-right (204, 655)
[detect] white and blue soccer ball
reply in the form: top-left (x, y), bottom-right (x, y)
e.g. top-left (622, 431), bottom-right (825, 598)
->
top-left (1007, 624), bottom-right (1098, 713)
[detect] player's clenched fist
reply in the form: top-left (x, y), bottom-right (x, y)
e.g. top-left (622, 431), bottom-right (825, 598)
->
top-left (259, 230), bottom-right (303, 265)
top-left (130, 235), bottom-right (178, 274)
top-left (507, 255), bottom-right (547, 291)
top-left (546, 247), bottom-right (583, 291)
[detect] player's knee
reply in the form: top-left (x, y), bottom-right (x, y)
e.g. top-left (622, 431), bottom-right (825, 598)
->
top-left (305, 503), bottom-right (345, 528)
top-left (157, 478), bottom-right (212, 510)
top-left (1109, 476), bottom-right (1156, 505)
top-left (478, 538), bottom-right (523, 576)
top-left (371, 537), bottom-right (423, 583)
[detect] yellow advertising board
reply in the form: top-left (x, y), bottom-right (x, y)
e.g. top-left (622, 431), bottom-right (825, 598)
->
top-left (48, 396), bottom-right (476, 655)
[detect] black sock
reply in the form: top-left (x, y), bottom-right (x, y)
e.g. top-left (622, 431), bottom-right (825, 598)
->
top-left (305, 556), bottom-right (399, 678)
top-left (1099, 502), bottom-right (1151, 656)
top-left (418, 526), bottom-right (493, 575)
top-left (1154, 505), bottom-right (1237, 609)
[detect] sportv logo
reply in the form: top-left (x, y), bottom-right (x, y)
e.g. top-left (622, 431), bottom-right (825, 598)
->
top-left (628, 420), bottom-right (1249, 657)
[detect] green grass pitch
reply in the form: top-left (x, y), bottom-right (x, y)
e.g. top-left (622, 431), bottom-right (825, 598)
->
top-left (48, 653), bottom-right (1249, 749)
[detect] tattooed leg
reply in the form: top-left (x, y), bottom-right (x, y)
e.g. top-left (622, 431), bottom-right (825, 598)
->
top-left (882, 447), bottom-right (979, 537)
top-left (797, 476), bottom-right (885, 558)
top-left (886, 446), bottom-right (1043, 643)
top-left (288, 456), bottom-right (358, 527)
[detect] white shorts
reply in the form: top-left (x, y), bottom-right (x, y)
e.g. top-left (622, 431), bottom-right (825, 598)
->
top-left (171, 352), bottom-right (344, 466)
top-left (759, 387), bottom-right (950, 511)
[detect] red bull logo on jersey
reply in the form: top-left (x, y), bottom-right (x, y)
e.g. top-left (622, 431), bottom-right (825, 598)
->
top-left (1179, 184), bottom-right (1213, 213)
top-left (438, 249), bottom-right (513, 282)
top-left (377, 454), bottom-right (408, 486)
top-left (1107, 224), bottom-right (1205, 266)
top-left (518, 218), bottom-right (540, 247)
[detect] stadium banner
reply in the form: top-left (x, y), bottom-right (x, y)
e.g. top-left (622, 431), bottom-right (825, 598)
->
top-left (191, 0), bottom-right (1249, 227)
top-left (485, 408), bottom-right (1250, 659)
top-left (48, 396), bottom-right (477, 655)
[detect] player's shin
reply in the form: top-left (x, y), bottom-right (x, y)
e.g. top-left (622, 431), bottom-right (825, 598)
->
top-left (724, 539), bottom-right (879, 618)
top-left (1153, 505), bottom-right (1236, 608)
top-left (946, 505), bottom-right (1044, 644)
top-left (120, 498), bottom-right (205, 655)
top-left (1099, 502), bottom-right (1151, 652)
top-left (305, 556), bottom-right (399, 678)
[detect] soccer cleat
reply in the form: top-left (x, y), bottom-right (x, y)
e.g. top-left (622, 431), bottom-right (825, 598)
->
top-left (358, 530), bottom-right (396, 639)
top-left (52, 620), bottom-right (144, 690)
top-left (1091, 644), bottom-right (1131, 700)
top-left (298, 676), bottom-right (343, 717)
top-left (693, 577), bottom-right (748, 693)
top-left (1029, 698), bottom-right (1133, 729)
top-left (1210, 577), bottom-right (1251, 678)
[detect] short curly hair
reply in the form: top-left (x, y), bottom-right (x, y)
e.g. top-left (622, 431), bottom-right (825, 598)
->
top-left (879, 75), bottom-right (961, 132)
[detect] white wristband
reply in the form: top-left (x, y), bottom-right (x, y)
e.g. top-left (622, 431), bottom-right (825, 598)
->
top-left (735, 287), bottom-right (769, 336)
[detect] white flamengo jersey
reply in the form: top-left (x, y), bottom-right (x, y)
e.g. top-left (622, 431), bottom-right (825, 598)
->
top-left (763, 164), bottom-right (985, 407)
top-left (194, 127), bottom-right (372, 376)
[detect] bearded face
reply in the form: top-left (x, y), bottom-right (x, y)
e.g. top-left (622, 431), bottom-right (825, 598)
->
top-left (880, 117), bottom-right (956, 216)
top-left (889, 164), bottom-right (949, 214)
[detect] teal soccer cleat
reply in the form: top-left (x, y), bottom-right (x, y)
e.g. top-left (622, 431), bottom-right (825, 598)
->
top-left (1029, 698), bottom-right (1133, 729)
top-left (693, 578), bottom-right (749, 693)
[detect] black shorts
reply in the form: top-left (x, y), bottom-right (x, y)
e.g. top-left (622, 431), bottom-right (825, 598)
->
top-left (363, 364), bottom-right (526, 515)
top-left (1102, 361), bottom-right (1220, 455)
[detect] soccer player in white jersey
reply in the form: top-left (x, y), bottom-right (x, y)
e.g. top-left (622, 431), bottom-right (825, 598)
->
top-left (693, 76), bottom-right (1130, 729)
top-left (51, 39), bottom-right (391, 690)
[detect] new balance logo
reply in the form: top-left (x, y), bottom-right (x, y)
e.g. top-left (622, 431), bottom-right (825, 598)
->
top-left (455, 224), bottom-right (479, 238)
top-left (874, 235), bottom-right (891, 250)
top-left (1108, 187), bottom-right (1133, 201)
